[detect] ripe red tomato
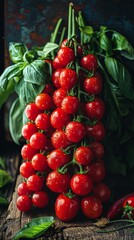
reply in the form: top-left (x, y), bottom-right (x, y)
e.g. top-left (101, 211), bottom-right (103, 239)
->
top-left (42, 83), bottom-right (55, 95)
top-left (47, 149), bottom-right (70, 170)
top-left (35, 113), bottom-right (50, 131)
top-left (55, 193), bottom-right (80, 221)
top-left (16, 195), bottom-right (32, 212)
top-left (90, 141), bottom-right (104, 160)
top-left (59, 68), bottom-right (77, 91)
top-left (46, 171), bottom-right (71, 193)
top-left (57, 47), bottom-right (75, 67)
top-left (20, 162), bottom-right (36, 178)
top-left (50, 108), bottom-right (70, 130)
top-left (80, 54), bottom-right (98, 72)
top-left (93, 182), bottom-right (111, 202)
top-left (65, 121), bottom-right (86, 143)
top-left (53, 56), bottom-right (65, 70)
top-left (52, 69), bottom-right (62, 88)
top-left (21, 144), bottom-right (38, 161)
top-left (30, 132), bottom-right (47, 150)
top-left (27, 174), bottom-right (44, 191)
top-left (86, 162), bottom-right (106, 182)
top-left (86, 121), bottom-right (105, 141)
top-left (32, 191), bottom-right (49, 208)
top-left (85, 97), bottom-right (105, 120)
top-left (25, 103), bottom-right (41, 121)
top-left (74, 146), bottom-right (93, 166)
top-left (32, 153), bottom-right (48, 171)
top-left (17, 182), bottom-right (32, 196)
top-left (123, 196), bottom-right (134, 219)
top-left (51, 130), bottom-right (71, 149)
top-left (81, 195), bottom-right (103, 219)
top-left (70, 173), bottom-right (92, 196)
top-left (61, 96), bottom-right (79, 114)
top-left (21, 122), bottom-right (37, 141)
top-left (83, 73), bottom-right (103, 95)
top-left (53, 88), bottom-right (67, 107)
top-left (35, 93), bottom-right (53, 111)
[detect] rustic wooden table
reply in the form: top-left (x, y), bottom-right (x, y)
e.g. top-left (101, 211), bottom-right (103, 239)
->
top-left (0, 149), bottom-right (134, 240)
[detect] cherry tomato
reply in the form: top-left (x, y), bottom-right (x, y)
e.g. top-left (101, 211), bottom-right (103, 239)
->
top-left (20, 162), bottom-right (36, 178)
top-left (80, 54), bottom-right (98, 72)
top-left (70, 173), bottom-right (92, 196)
top-left (123, 196), bottom-right (134, 219)
top-left (59, 68), bottom-right (77, 91)
top-left (35, 93), bottom-right (53, 111)
top-left (86, 121), bottom-right (105, 141)
top-left (53, 88), bottom-right (67, 107)
top-left (65, 121), bottom-right (86, 143)
top-left (52, 69), bottom-right (62, 88)
top-left (85, 97), bottom-right (105, 120)
top-left (53, 56), bottom-right (65, 70)
top-left (30, 132), bottom-right (47, 150)
top-left (47, 149), bottom-right (70, 170)
top-left (46, 171), bottom-right (71, 193)
top-left (21, 144), bottom-right (38, 161)
top-left (55, 193), bottom-right (80, 221)
top-left (61, 96), bottom-right (79, 114)
top-left (74, 146), bottom-right (93, 166)
top-left (81, 195), bottom-right (103, 219)
top-left (25, 103), bottom-right (41, 121)
top-left (17, 182), bottom-right (32, 196)
top-left (83, 73), bottom-right (103, 95)
top-left (93, 182), bottom-right (111, 202)
top-left (32, 153), bottom-right (48, 171)
top-left (51, 130), bottom-right (71, 149)
top-left (42, 83), bottom-right (55, 95)
top-left (27, 174), bottom-right (44, 191)
top-left (35, 113), bottom-right (50, 131)
top-left (16, 195), bottom-right (32, 212)
top-left (50, 108), bottom-right (70, 130)
top-left (90, 141), bottom-right (104, 160)
top-left (86, 162), bottom-right (106, 182)
top-left (57, 47), bottom-right (75, 67)
top-left (32, 191), bottom-right (49, 208)
top-left (21, 122), bottom-right (37, 141)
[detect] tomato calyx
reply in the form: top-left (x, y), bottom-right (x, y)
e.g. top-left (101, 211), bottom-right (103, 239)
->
top-left (64, 189), bottom-right (76, 199)
top-left (58, 158), bottom-right (75, 174)
top-left (122, 203), bottom-right (134, 220)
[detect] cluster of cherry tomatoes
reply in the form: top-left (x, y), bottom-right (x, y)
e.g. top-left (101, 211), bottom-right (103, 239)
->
top-left (16, 40), bottom-right (111, 221)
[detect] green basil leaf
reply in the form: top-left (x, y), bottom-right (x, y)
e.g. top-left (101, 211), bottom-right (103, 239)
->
top-left (0, 80), bottom-right (15, 108)
top-left (12, 216), bottom-right (55, 240)
top-left (23, 50), bottom-right (38, 63)
top-left (42, 42), bottom-right (59, 57)
top-left (79, 26), bottom-right (93, 35)
top-left (105, 57), bottom-right (134, 100)
top-left (15, 78), bottom-right (44, 105)
top-left (0, 196), bottom-right (8, 205)
top-left (0, 169), bottom-right (12, 188)
top-left (112, 32), bottom-right (134, 60)
top-left (9, 42), bottom-right (28, 63)
top-left (99, 33), bottom-right (112, 55)
top-left (23, 60), bottom-right (50, 85)
top-left (9, 98), bottom-right (25, 144)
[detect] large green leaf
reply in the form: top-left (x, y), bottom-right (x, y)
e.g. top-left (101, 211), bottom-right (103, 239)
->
top-left (9, 42), bottom-right (28, 63)
top-left (0, 169), bottom-right (12, 188)
top-left (0, 196), bottom-right (8, 205)
top-left (99, 33), bottom-right (112, 55)
top-left (12, 216), bottom-right (55, 240)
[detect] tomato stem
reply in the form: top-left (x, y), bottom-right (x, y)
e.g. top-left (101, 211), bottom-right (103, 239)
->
top-left (68, 3), bottom-right (73, 39)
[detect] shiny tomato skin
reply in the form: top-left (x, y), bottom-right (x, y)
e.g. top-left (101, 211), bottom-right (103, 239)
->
top-left (30, 132), bottom-right (47, 150)
top-left (50, 108), bottom-right (70, 130)
top-left (65, 121), bottom-right (86, 143)
top-left (21, 122), bottom-right (37, 141)
top-left (74, 146), bottom-right (93, 166)
top-left (17, 182), bottom-right (32, 196)
top-left (61, 96), bottom-right (79, 114)
top-left (25, 103), bottom-right (41, 121)
top-left (16, 195), bottom-right (32, 212)
top-left (86, 162), bottom-right (106, 183)
top-left (123, 196), bottom-right (134, 219)
top-left (83, 73), bottom-right (103, 95)
top-left (57, 47), bottom-right (75, 67)
top-left (47, 149), bottom-right (70, 170)
top-left (85, 98), bottom-right (105, 120)
top-left (35, 93), bottom-right (53, 111)
top-left (93, 182), bottom-right (111, 202)
top-left (52, 69), bottom-right (62, 88)
top-left (27, 174), bottom-right (44, 192)
top-left (35, 113), bottom-right (50, 131)
top-left (32, 191), bottom-right (49, 208)
top-left (53, 56), bottom-right (65, 70)
top-left (51, 130), bottom-right (71, 149)
top-left (70, 174), bottom-right (92, 196)
top-left (20, 162), bottom-right (36, 178)
top-left (86, 122), bottom-right (105, 141)
top-left (21, 144), bottom-right (38, 161)
top-left (90, 141), bottom-right (104, 160)
top-left (53, 88), bottom-right (67, 107)
top-left (55, 193), bottom-right (80, 221)
top-left (81, 195), bottom-right (103, 219)
top-left (80, 54), bottom-right (98, 72)
top-left (32, 153), bottom-right (48, 171)
top-left (46, 171), bottom-right (71, 193)
top-left (59, 68), bottom-right (77, 91)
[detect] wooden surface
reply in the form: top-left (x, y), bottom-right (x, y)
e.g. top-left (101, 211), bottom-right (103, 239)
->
top-left (0, 152), bottom-right (134, 240)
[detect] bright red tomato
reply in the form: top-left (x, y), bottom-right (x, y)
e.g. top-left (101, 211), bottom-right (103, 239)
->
top-left (53, 88), bottom-right (67, 107)
top-left (83, 73), bottom-right (103, 95)
top-left (47, 149), bottom-right (70, 170)
top-left (25, 103), bottom-right (41, 121)
top-left (55, 193), bottom-right (80, 221)
top-left (74, 146), bottom-right (93, 166)
top-left (35, 113), bottom-right (50, 131)
top-left (21, 122), bottom-right (37, 141)
top-left (123, 196), bottom-right (134, 219)
top-left (50, 108), bottom-right (70, 130)
top-left (20, 162), bottom-right (36, 178)
top-left (81, 195), bottom-right (103, 219)
top-left (35, 93), bottom-right (53, 111)
top-left (53, 56), bottom-right (65, 70)
top-left (57, 47), bottom-right (75, 67)
top-left (90, 141), bottom-right (104, 160)
top-left (93, 182), bottom-right (111, 202)
top-left (51, 130), bottom-right (71, 149)
top-left (21, 144), bottom-right (38, 161)
top-left (61, 96), bottom-right (79, 114)
top-left (70, 173), bottom-right (92, 196)
top-left (27, 174), bottom-right (44, 191)
top-left (86, 162), bottom-right (106, 182)
top-left (80, 54), bottom-right (98, 72)
top-left (17, 182), bottom-right (32, 196)
top-left (32, 191), bottom-right (49, 208)
top-left (52, 69), bottom-right (62, 88)
top-left (46, 171), bottom-right (71, 193)
top-left (32, 153), bottom-right (48, 171)
top-left (16, 195), bottom-right (32, 212)
top-left (85, 97), bottom-right (105, 120)
top-left (30, 132), bottom-right (47, 150)
top-left (65, 121), bottom-right (86, 143)
top-left (59, 68), bottom-right (77, 91)
top-left (86, 121), bottom-right (105, 141)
